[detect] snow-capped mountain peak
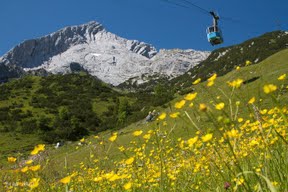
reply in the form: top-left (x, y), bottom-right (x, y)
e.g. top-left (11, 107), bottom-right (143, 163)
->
top-left (0, 21), bottom-right (210, 85)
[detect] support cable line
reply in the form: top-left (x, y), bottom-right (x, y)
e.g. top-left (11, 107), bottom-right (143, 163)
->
top-left (160, 0), bottom-right (224, 45)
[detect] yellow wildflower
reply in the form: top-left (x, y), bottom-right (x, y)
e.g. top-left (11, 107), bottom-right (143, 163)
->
top-left (175, 100), bottom-right (186, 109)
top-left (158, 112), bottom-right (167, 120)
top-left (123, 182), bottom-right (132, 190)
top-left (227, 129), bottom-right (240, 138)
top-left (260, 109), bottom-right (267, 114)
top-left (248, 97), bottom-right (255, 104)
top-left (31, 144), bottom-right (45, 155)
top-left (228, 79), bottom-right (243, 88)
top-left (208, 73), bottom-right (217, 82)
top-left (236, 66), bottom-right (240, 70)
top-left (187, 136), bottom-right (198, 147)
top-left (60, 176), bottom-right (71, 184)
top-left (109, 174), bottom-right (121, 182)
top-left (29, 165), bottom-right (41, 172)
top-left (249, 139), bottom-right (259, 147)
top-left (278, 74), bottom-right (286, 80)
top-left (118, 146), bottom-right (125, 152)
top-left (238, 118), bottom-right (243, 122)
top-left (8, 157), bottom-right (17, 163)
top-left (202, 133), bottom-right (213, 142)
top-left (245, 60), bottom-right (252, 66)
top-left (93, 177), bottom-right (103, 182)
top-left (184, 92), bottom-right (197, 101)
top-left (109, 133), bottom-right (118, 142)
top-left (133, 130), bottom-right (143, 136)
top-left (29, 178), bottom-right (40, 189)
top-left (80, 138), bottom-right (85, 143)
top-left (143, 134), bottom-right (151, 140)
top-left (192, 78), bottom-right (201, 85)
top-left (207, 80), bottom-right (214, 87)
top-left (21, 166), bottom-right (29, 173)
top-left (263, 84), bottom-right (277, 94)
top-left (25, 159), bottom-right (33, 165)
top-left (199, 103), bottom-right (207, 112)
top-left (125, 157), bottom-right (134, 165)
top-left (236, 177), bottom-right (245, 185)
top-left (31, 148), bottom-right (38, 155)
top-left (272, 181), bottom-right (279, 187)
top-left (37, 144), bottom-right (45, 151)
top-left (170, 112), bottom-right (180, 118)
top-left (215, 102), bottom-right (225, 110)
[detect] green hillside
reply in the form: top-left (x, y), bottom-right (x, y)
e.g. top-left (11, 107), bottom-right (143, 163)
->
top-left (1, 49), bottom-right (287, 191)
top-left (0, 72), bottom-right (174, 162)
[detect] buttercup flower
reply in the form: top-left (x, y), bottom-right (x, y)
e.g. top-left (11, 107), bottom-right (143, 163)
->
top-left (158, 113), bottom-right (167, 120)
top-left (185, 92), bottom-right (197, 101)
top-left (199, 103), bottom-right (208, 112)
top-left (31, 144), bottom-right (45, 155)
top-left (192, 78), bottom-right (201, 85)
top-left (278, 74), bottom-right (286, 80)
top-left (175, 100), bottom-right (186, 109)
top-left (123, 182), bottom-right (132, 190)
top-left (245, 60), bottom-right (252, 66)
top-left (125, 157), bottom-right (134, 165)
top-left (60, 176), bottom-right (72, 184)
top-left (109, 133), bottom-right (118, 142)
top-left (208, 74), bottom-right (217, 82)
top-left (263, 84), bottom-right (277, 94)
top-left (170, 112), bottom-right (180, 118)
top-left (215, 102), bottom-right (225, 110)
top-left (133, 130), bottom-right (143, 136)
top-left (29, 178), bottom-right (40, 189)
top-left (8, 157), bottom-right (17, 163)
top-left (202, 133), bottom-right (213, 142)
top-left (228, 79), bottom-right (243, 88)
top-left (248, 97), bottom-right (255, 104)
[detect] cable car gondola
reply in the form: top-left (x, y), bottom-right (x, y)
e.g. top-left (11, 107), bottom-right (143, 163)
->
top-left (161, 0), bottom-right (225, 46)
top-left (206, 11), bottom-right (224, 45)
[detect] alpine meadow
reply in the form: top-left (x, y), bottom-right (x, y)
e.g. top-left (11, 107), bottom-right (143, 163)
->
top-left (1, 26), bottom-right (288, 192)
top-left (1, 0), bottom-right (288, 186)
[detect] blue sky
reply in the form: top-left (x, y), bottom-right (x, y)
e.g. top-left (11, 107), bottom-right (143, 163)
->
top-left (0, 0), bottom-right (287, 56)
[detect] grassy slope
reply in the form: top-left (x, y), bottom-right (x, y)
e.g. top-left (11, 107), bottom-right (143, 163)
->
top-left (27, 49), bottom-right (288, 179)
top-left (0, 73), bottom-right (173, 165)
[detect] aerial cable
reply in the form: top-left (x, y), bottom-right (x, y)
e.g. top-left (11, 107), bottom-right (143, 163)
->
top-left (160, 0), bottom-right (190, 9)
top-left (161, 0), bottom-right (212, 17)
top-left (161, 0), bottom-right (240, 23)
top-left (177, 0), bottom-right (211, 16)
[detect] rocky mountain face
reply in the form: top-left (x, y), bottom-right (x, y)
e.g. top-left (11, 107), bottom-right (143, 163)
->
top-left (0, 21), bottom-right (210, 85)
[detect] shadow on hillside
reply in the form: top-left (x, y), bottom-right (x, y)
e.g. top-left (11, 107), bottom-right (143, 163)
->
top-left (243, 76), bottom-right (260, 85)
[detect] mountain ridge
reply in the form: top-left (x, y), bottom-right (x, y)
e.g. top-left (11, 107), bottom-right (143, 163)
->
top-left (0, 21), bottom-right (209, 85)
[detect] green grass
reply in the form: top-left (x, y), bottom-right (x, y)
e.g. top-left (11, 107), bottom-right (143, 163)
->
top-left (1, 49), bottom-right (287, 191)
top-left (0, 133), bottom-right (42, 166)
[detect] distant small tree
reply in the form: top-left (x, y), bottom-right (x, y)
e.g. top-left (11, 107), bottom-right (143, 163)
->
top-left (117, 97), bottom-right (131, 125)
top-left (58, 106), bottom-right (70, 120)
top-left (153, 83), bottom-right (174, 106)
